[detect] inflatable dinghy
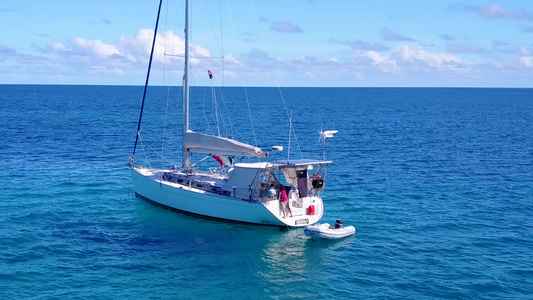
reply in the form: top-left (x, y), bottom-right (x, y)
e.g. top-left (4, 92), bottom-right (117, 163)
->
top-left (304, 220), bottom-right (355, 239)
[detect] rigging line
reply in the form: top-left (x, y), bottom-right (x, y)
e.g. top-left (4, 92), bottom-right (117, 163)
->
top-left (164, 0), bottom-right (169, 39)
top-left (209, 83), bottom-right (230, 138)
top-left (161, 0), bottom-right (171, 170)
top-left (190, 69), bottom-right (212, 134)
top-left (203, 111), bottom-right (214, 135)
top-left (216, 85), bottom-right (236, 139)
top-left (226, 0), bottom-right (258, 148)
top-left (191, 155), bottom-right (211, 168)
top-left (288, 111), bottom-right (292, 160)
top-left (171, 0), bottom-right (181, 55)
top-left (128, 167), bottom-right (134, 197)
top-left (216, 88), bottom-right (230, 137)
top-left (220, 0), bottom-right (225, 87)
top-left (202, 87), bottom-right (209, 133)
top-left (215, 88), bottom-right (231, 137)
top-left (249, 0), bottom-right (303, 158)
top-left (211, 85), bottom-right (221, 136)
top-left (140, 134), bottom-right (179, 167)
top-left (172, 0), bottom-right (183, 144)
top-left (209, 86), bottom-right (249, 144)
top-left (202, 0), bottom-right (224, 58)
top-left (164, 54), bottom-right (224, 58)
top-left (188, 62), bottom-right (198, 119)
top-left (201, 2), bottom-right (229, 138)
top-left (162, 0), bottom-right (183, 167)
top-left (232, 124), bottom-right (249, 145)
top-left (161, 71), bottom-right (172, 169)
top-left (133, 0), bottom-right (163, 157)
top-left (139, 135), bottom-right (151, 169)
top-left (277, 83), bottom-right (303, 158)
top-left (203, 4), bottom-right (222, 138)
top-left (202, 87), bottom-right (214, 135)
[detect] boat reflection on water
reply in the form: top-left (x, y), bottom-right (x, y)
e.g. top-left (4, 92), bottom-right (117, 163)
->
top-left (261, 229), bottom-right (308, 280)
top-left (132, 202), bottom-right (355, 297)
top-left (259, 227), bottom-right (355, 294)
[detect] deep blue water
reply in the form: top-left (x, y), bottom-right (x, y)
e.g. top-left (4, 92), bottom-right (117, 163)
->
top-left (1, 85), bottom-right (532, 299)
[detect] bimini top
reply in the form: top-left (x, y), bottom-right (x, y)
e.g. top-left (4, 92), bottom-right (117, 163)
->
top-left (232, 162), bottom-right (270, 169)
top-left (273, 159), bottom-right (332, 166)
top-left (233, 159), bottom-right (331, 170)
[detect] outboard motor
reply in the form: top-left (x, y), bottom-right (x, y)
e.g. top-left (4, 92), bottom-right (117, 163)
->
top-left (335, 219), bottom-right (343, 229)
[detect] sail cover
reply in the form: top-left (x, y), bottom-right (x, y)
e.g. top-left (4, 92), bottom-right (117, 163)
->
top-left (183, 131), bottom-right (268, 158)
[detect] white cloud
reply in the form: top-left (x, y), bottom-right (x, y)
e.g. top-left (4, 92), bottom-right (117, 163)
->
top-left (52, 43), bottom-right (68, 52)
top-left (90, 65), bottom-right (124, 75)
top-left (224, 54), bottom-right (242, 66)
top-left (359, 50), bottom-right (398, 73)
top-left (117, 29), bottom-right (210, 64)
top-left (117, 29), bottom-right (155, 58)
top-left (350, 46), bottom-right (464, 74)
top-left (450, 3), bottom-right (533, 21)
top-left (45, 28), bottom-right (214, 82)
top-left (520, 56), bottom-right (533, 67)
top-left (488, 44), bottom-right (533, 70)
top-left (72, 37), bottom-right (121, 57)
top-left (3, 24), bottom-right (533, 87)
top-left (393, 45), bottom-right (463, 69)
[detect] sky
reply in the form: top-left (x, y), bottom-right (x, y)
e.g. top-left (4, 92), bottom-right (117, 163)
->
top-left (1, 0), bottom-right (532, 87)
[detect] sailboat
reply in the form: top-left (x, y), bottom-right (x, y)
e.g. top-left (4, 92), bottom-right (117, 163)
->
top-left (130, 0), bottom-right (334, 228)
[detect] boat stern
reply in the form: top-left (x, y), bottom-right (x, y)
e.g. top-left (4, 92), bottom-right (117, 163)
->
top-left (263, 195), bottom-right (324, 227)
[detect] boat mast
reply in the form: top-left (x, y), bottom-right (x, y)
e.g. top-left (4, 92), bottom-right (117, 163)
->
top-left (182, 0), bottom-right (191, 170)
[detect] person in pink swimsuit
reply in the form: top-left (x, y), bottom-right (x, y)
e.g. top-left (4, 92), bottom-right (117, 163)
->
top-left (279, 187), bottom-right (293, 218)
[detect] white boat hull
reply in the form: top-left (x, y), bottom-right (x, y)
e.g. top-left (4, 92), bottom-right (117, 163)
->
top-left (132, 167), bottom-right (323, 227)
top-left (304, 223), bottom-right (355, 239)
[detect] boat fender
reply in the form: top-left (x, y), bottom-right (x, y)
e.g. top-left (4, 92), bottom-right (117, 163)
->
top-left (307, 205), bottom-right (315, 215)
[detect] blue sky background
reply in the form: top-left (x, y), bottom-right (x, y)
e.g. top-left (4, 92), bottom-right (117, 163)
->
top-left (1, 0), bottom-right (532, 87)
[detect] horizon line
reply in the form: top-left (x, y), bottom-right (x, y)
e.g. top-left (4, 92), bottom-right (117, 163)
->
top-left (1, 83), bottom-right (532, 89)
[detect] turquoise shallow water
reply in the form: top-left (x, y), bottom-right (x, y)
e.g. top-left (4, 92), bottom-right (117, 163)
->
top-left (0, 85), bottom-right (532, 299)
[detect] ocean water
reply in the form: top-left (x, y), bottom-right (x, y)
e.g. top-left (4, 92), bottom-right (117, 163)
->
top-left (0, 85), bottom-right (532, 299)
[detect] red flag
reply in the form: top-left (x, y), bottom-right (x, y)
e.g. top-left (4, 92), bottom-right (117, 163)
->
top-left (208, 69), bottom-right (213, 79)
top-left (212, 155), bottom-right (224, 172)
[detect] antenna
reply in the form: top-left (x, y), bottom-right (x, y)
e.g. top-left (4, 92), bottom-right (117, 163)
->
top-left (272, 146), bottom-right (283, 163)
top-left (287, 111), bottom-right (292, 161)
top-left (319, 128), bottom-right (338, 160)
